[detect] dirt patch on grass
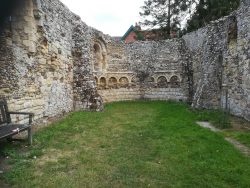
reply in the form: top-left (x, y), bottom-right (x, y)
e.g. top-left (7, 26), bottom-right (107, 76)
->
top-left (33, 149), bottom-right (79, 177)
top-left (229, 116), bottom-right (250, 131)
top-left (35, 149), bottom-right (77, 167)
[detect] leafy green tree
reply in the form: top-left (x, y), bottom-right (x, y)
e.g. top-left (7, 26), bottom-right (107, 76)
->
top-left (185, 0), bottom-right (240, 33)
top-left (139, 0), bottom-right (196, 38)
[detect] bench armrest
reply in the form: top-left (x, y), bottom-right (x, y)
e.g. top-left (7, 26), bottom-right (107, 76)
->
top-left (8, 112), bottom-right (34, 124)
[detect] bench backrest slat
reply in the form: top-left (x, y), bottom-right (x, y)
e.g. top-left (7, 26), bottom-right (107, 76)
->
top-left (0, 99), bottom-right (10, 124)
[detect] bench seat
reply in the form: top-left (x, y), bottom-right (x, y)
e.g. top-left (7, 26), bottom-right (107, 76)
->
top-left (0, 99), bottom-right (34, 145)
top-left (0, 124), bottom-right (31, 140)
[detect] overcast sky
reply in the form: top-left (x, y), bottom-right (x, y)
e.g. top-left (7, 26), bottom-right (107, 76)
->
top-left (60, 0), bottom-right (145, 37)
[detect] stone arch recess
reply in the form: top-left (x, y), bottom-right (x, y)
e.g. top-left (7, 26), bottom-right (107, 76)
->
top-left (108, 77), bottom-right (118, 88)
top-left (119, 77), bottom-right (129, 88)
top-left (170, 75), bottom-right (180, 88)
top-left (157, 76), bottom-right (168, 88)
top-left (99, 77), bottom-right (106, 89)
top-left (93, 40), bottom-right (107, 72)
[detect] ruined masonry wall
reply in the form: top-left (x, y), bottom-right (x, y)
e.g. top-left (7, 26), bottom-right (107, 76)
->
top-left (183, 0), bottom-right (250, 120)
top-left (0, 0), bottom-right (249, 124)
top-left (0, 0), bottom-right (102, 124)
top-left (93, 39), bottom-right (189, 102)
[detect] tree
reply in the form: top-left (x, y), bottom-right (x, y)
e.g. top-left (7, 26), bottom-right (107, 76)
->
top-left (139, 0), bottom-right (196, 38)
top-left (185, 0), bottom-right (240, 33)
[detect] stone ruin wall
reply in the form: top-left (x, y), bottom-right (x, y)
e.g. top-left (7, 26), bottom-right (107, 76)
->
top-left (0, 0), bottom-right (102, 124)
top-left (93, 0), bottom-right (249, 120)
top-left (0, 0), bottom-right (56, 124)
top-left (93, 38), bottom-right (189, 102)
top-left (0, 0), bottom-right (249, 124)
top-left (183, 0), bottom-right (250, 120)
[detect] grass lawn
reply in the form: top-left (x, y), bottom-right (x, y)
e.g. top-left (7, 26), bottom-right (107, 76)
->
top-left (223, 131), bottom-right (250, 148)
top-left (222, 117), bottom-right (250, 148)
top-left (1, 101), bottom-right (250, 188)
top-left (193, 108), bottom-right (250, 149)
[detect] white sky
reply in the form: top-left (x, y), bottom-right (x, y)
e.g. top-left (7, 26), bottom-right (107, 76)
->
top-left (60, 0), bottom-right (145, 36)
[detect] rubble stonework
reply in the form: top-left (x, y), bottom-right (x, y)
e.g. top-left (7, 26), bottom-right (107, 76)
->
top-left (183, 0), bottom-right (250, 120)
top-left (0, 0), bottom-right (249, 123)
top-left (93, 39), bottom-right (189, 102)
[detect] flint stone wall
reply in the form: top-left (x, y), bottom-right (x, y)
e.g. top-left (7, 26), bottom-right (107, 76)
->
top-left (183, 0), bottom-right (250, 120)
top-left (0, 0), bottom-right (249, 124)
top-left (0, 0), bottom-right (102, 124)
top-left (93, 39), bottom-right (189, 102)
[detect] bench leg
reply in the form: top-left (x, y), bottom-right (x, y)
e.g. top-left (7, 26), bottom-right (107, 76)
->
top-left (28, 127), bottom-right (32, 145)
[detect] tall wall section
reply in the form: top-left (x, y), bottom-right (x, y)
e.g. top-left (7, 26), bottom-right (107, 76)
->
top-left (0, 0), bottom-right (249, 124)
top-left (0, 0), bottom-right (102, 124)
top-left (92, 38), bottom-right (190, 102)
top-left (183, 0), bottom-right (250, 120)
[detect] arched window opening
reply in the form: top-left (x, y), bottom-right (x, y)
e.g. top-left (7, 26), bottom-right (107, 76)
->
top-left (108, 77), bottom-right (118, 88)
top-left (99, 77), bottom-right (106, 89)
top-left (93, 41), bottom-right (107, 72)
top-left (157, 76), bottom-right (168, 88)
top-left (119, 77), bottom-right (129, 88)
top-left (170, 76), bottom-right (180, 88)
top-left (93, 43), bottom-right (102, 71)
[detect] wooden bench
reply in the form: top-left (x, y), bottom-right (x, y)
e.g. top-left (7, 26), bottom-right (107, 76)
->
top-left (0, 99), bottom-right (34, 145)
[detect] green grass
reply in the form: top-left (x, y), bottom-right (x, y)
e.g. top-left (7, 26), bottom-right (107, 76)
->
top-left (1, 101), bottom-right (250, 188)
top-left (194, 109), bottom-right (231, 129)
top-left (223, 131), bottom-right (250, 148)
top-left (195, 109), bottom-right (250, 146)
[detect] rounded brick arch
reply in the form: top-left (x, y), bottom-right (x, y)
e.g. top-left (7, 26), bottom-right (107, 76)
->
top-left (157, 75), bottom-right (169, 82)
top-left (93, 40), bottom-right (107, 72)
top-left (93, 43), bottom-right (101, 54)
top-left (99, 77), bottom-right (106, 88)
top-left (169, 74), bottom-right (181, 81)
top-left (170, 75), bottom-right (180, 88)
top-left (93, 43), bottom-right (102, 71)
top-left (157, 76), bottom-right (168, 88)
top-left (119, 77), bottom-right (129, 87)
top-left (108, 77), bottom-right (118, 88)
